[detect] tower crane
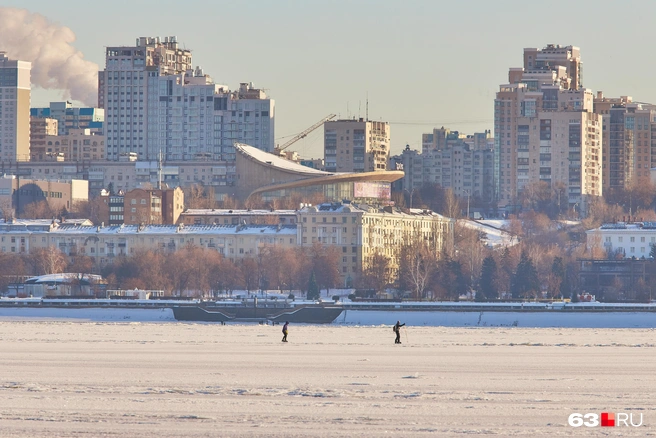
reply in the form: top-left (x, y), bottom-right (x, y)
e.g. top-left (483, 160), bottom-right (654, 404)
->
top-left (275, 114), bottom-right (337, 155)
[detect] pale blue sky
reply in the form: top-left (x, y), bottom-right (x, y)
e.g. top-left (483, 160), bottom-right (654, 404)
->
top-left (6, 0), bottom-right (656, 157)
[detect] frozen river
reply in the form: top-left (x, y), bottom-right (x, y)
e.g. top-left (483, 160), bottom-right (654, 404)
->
top-left (0, 321), bottom-right (654, 436)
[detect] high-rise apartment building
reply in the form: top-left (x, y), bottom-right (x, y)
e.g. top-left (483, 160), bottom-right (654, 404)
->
top-left (0, 53), bottom-right (31, 162)
top-left (391, 128), bottom-right (495, 205)
top-left (100, 37), bottom-right (275, 165)
top-left (495, 44), bottom-right (601, 213)
top-left (324, 119), bottom-right (390, 173)
top-left (593, 93), bottom-right (656, 193)
top-left (30, 117), bottom-right (58, 160)
top-left (99, 36), bottom-right (193, 161)
top-left (146, 72), bottom-right (274, 162)
top-left (31, 101), bottom-right (104, 136)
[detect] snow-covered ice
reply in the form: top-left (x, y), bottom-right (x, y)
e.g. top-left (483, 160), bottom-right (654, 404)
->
top-left (0, 321), bottom-right (654, 437)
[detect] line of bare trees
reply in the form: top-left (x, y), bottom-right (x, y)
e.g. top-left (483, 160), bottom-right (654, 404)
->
top-left (0, 243), bottom-right (343, 299)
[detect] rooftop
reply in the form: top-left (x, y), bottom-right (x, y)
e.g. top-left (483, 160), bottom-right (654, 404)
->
top-left (235, 143), bottom-right (329, 176)
top-left (0, 223), bottom-right (298, 236)
top-left (182, 209), bottom-right (297, 216)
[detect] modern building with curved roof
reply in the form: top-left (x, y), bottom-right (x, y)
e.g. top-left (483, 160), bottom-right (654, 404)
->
top-left (235, 143), bottom-right (403, 203)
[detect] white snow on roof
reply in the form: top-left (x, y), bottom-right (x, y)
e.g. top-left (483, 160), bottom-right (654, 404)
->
top-left (299, 203), bottom-right (450, 220)
top-left (0, 219), bottom-right (93, 227)
top-left (25, 273), bottom-right (104, 284)
top-left (44, 224), bottom-right (298, 236)
top-left (182, 209), bottom-right (297, 216)
top-left (235, 143), bottom-right (331, 176)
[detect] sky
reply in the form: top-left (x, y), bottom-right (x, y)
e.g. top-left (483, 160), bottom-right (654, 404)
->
top-left (4, 0), bottom-right (656, 158)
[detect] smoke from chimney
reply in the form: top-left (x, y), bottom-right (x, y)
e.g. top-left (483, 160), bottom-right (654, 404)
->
top-left (0, 8), bottom-right (99, 106)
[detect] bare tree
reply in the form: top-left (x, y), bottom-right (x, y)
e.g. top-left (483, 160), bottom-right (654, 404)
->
top-left (398, 237), bottom-right (437, 299)
top-left (240, 257), bottom-right (259, 293)
top-left (29, 247), bottom-right (68, 275)
top-left (361, 249), bottom-right (391, 293)
top-left (22, 200), bottom-right (58, 220)
top-left (443, 188), bottom-right (461, 219)
top-left (310, 243), bottom-right (340, 296)
top-left (0, 253), bottom-right (27, 295)
top-left (0, 198), bottom-right (15, 221)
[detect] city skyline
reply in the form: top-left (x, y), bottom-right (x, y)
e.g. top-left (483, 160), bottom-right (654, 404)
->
top-left (2, 1), bottom-right (656, 158)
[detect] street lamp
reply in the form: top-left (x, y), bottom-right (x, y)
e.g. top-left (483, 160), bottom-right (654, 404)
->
top-left (464, 190), bottom-right (471, 219)
top-left (403, 188), bottom-right (417, 209)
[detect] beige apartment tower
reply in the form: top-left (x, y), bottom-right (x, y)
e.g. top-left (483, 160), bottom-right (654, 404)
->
top-left (593, 93), bottom-right (656, 194)
top-left (0, 53), bottom-right (31, 162)
top-left (324, 119), bottom-right (390, 173)
top-left (495, 45), bottom-right (601, 214)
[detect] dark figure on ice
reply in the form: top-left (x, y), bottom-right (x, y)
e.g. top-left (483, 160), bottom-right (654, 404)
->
top-left (393, 321), bottom-right (405, 344)
top-left (282, 321), bottom-right (289, 342)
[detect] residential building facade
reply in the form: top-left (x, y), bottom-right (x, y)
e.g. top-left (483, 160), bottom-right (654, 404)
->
top-left (297, 202), bottom-right (453, 285)
top-left (30, 117), bottom-right (58, 161)
top-left (0, 204), bottom-right (453, 287)
top-left (30, 101), bottom-right (104, 136)
top-left (99, 36), bottom-right (193, 161)
top-left (0, 53), bottom-right (31, 162)
top-left (593, 93), bottom-right (656, 193)
top-left (0, 221), bottom-right (297, 266)
top-left (99, 36), bottom-right (274, 172)
top-left (390, 129), bottom-right (495, 205)
top-left (495, 45), bottom-right (602, 213)
top-left (586, 222), bottom-right (656, 259)
top-left (122, 187), bottom-right (184, 225)
top-left (324, 119), bottom-right (390, 173)
top-left (0, 176), bottom-right (88, 215)
top-left (43, 129), bottom-right (105, 161)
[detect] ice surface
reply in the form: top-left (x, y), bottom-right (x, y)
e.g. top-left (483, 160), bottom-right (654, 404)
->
top-left (0, 321), bottom-right (654, 437)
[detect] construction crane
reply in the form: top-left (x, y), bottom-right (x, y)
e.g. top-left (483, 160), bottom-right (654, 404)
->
top-left (275, 114), bottom-right (337, 155)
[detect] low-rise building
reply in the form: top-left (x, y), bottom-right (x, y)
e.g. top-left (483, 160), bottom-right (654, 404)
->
top-left (123, 187), bottom-right (184, 225)
top-left (297, 202), bottom-right (453, 285)
top-left (0, 176), bottom-right (88, 216)
top-left (42, 129), bottom-right (105, 161)
top-left (0, 203), bottom-right (454, 286)
top-left (0, 221), bottom-right (297, 265)
top-left (586, 222), bottom-right (656, 258)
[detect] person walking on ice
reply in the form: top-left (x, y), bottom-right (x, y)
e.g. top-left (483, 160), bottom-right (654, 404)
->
top-left (393, 320), bottom-right (405, 344)
top-left (282, 321), bottom-right (289, 342)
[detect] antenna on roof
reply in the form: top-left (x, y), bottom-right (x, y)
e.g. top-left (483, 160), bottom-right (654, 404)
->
top-left (158, 149), bottom-right (162, 190)
top-left (366, 92), bottom-right (369, 121)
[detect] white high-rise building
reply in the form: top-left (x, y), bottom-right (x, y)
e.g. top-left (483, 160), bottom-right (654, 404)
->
top-left (0, 53), bottom-right (31, 162)
top-left (100, 37), bottom-right (275, 167)
top-left (146, 72), bottom-right (274, 161)
top-left (99, 36), bottom-right (193, 161)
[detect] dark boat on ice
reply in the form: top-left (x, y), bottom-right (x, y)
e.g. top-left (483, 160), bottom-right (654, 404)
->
top-left (171, 299), bottom-right (343, 324)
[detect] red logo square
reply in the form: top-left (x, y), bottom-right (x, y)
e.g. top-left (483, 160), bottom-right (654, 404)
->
top-left (601, 412), bottom-right (615, 427)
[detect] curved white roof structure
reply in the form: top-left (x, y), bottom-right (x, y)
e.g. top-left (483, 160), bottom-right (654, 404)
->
top-left (235, 143), bottom-right (329, 176)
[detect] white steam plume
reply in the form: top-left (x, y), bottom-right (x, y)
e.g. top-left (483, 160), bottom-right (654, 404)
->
top-left (0, 7), bottom-right (99, 106)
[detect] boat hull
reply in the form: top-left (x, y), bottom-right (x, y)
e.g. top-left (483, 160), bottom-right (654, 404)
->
top-left (171, 304), bottom-right (343, 324)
